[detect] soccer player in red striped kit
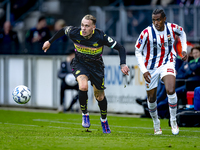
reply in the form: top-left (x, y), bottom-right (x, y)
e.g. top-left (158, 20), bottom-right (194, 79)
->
top-left (135, 9), bottom-right (187, 135)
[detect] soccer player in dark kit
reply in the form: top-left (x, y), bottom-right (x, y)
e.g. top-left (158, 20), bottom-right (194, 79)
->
top-left (42, 14), bottom-right (130, 133)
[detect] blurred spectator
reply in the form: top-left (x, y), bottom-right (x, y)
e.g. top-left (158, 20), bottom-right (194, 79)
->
top-left (179, 0), bottom-right (200, 36)
top-left (0, 8), bottom-right (4, 20)
top-left (123, 0), bottom-right (151, 6)
top-left (10, 0), bottom-right (37, 23)
top-left (176, 45), bottom-right (200, 79)
top-left (57, 49), bottom-right (79, 113)
top-left (151, 0), bottom-right (176, 6)
top-left (127, 10), bottom-right (151, 36)
top-left (50, 19), bottom-right (71, 54)
top-left (25, 16), bottom-right (51, 54)
top-left (0, 21), bottom-right (19, 54)
top-left (174, 36), bottom-right (194, 71)
top-left (26, 16), bottom-right (51, 43)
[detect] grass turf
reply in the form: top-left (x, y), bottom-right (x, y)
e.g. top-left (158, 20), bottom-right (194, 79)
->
top-left (0, 109), bottom-right (199, 150)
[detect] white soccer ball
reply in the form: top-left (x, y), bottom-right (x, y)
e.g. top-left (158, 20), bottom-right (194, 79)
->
top-left (65, 73), bottom-right (77, 86)
top-left (12, 85), bottom-right (31, 104)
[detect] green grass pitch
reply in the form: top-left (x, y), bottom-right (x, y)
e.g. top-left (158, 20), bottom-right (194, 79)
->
top-left (0, 108), bottom-right (199, 150)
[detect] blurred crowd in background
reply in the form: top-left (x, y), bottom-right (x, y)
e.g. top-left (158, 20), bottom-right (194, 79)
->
top-left (0, 0), bottom-right (200, 55)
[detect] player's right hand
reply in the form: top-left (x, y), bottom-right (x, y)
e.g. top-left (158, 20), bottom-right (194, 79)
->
top-left (120, 64), bottom-right (130, 75)
top-left (181, 51), bottom-right (187, 61)
top-left (143, 71), bottom-right (151, 83)
top-left (42, 41), bottom-right (51, 52)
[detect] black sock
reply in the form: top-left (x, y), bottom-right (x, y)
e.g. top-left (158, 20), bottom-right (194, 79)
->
top-left (78, 90), bottom-right (88, 114)
top-left (97, 96), bottom-right (107, 119)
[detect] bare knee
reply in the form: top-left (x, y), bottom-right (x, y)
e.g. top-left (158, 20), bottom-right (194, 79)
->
top-left (148, 95), bottom-right (156, 103)
top-left (77, 75), bottom-right (88, 91)
top-left (166, 89), bottom-right (175, 95)
top-left (79, 84), bottom-right (88, 91)
top-left (147, 88), bottom-right (157, 103)
top-left (94, 93), bottom-right (104, 101)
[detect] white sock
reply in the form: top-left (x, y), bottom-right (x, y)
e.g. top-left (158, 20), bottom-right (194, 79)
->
top-left (82, 112), bottom-right (89, 115)
top-left (147, 100), bottom-right (159, 124)
top-left (100, 118), bottom-right (107, 122)
top-left (168, 93), bottom-right (177, 122)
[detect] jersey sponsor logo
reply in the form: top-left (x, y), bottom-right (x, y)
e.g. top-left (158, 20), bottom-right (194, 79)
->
top-left (74, 43), bottom-right (103, 55)
top-left (167, 68), bottom-right (174, 73)
top-left (153, 43), bottom-right (157, 48)
top-left (158, 42), bottom-right (168, 48)
top-left (108, 36), bottom-right (113, 43)
top-left (75, 70), bottom-right (81, 75)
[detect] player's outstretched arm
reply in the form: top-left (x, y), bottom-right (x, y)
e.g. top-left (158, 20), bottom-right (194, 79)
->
top-left (42, 28), bottom-right (66, 52)
top-left (120, 64), bottom-right (130, 75)
top-left (42, 41), bottom-right (51, 52)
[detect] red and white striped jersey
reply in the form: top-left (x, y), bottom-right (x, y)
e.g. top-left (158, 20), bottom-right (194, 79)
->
top-left (135, 22), bottom-right (187, 74)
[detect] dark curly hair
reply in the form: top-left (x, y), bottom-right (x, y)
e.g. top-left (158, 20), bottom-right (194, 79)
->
top-left (152, 9), bottom-right (166, 18)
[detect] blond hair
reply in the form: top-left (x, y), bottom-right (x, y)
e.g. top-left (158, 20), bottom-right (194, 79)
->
top-left (83, 14), bottom-right (96, 25)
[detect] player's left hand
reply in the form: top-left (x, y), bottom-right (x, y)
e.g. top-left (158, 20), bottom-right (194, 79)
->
top-left (181, 51), bottom-right (187, 61)
top-left (42, 41), bottom-right (51, 52)
top-left (120, 64), bottom-right (130, 75)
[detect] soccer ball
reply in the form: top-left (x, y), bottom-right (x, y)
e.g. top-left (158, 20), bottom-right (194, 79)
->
top-left (12, 85), bottom-right (31, 104)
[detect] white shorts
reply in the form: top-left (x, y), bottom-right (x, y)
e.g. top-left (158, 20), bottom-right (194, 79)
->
top-left (145, 62), bottom-right (176, 91)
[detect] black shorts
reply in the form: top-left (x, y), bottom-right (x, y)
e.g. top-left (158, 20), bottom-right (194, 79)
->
top-left (71, 58), bottom-right (105, 90)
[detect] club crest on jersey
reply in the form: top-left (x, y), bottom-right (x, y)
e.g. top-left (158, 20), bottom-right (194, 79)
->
top-left (138, 38), bottom-right (143, 44)
top-left (167, 34), bottom-right (171, 40)
top-left (108, 36), bottom-right (113, 43)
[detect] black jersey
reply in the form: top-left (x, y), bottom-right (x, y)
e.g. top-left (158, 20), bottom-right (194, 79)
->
top-left (49, 26), bottom-right (126, 65)
top-left (65, 26), bottom-right (118, 64)
top-left (48, 25), bottom-right (126, 89)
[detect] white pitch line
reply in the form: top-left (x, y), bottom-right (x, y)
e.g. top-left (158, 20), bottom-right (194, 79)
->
top-left (1, 122), bottom-right (200, 138)
top-left (0, 122), bottom-right (96, 131)
top-left (32, 119), bottom-right (200, 133)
